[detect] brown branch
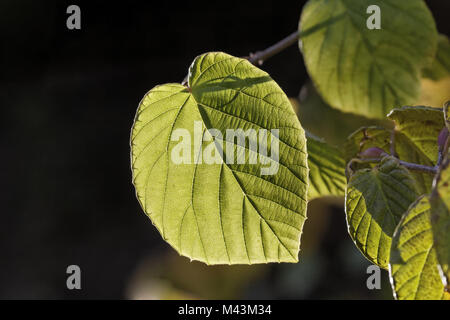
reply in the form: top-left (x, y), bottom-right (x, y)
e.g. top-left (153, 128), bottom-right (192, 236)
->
top-left (247, 31), bottom-right (300, 66)
top-left (181, 31), bottom-right (301, 84)
top-left (246, 12), bottom-right (346, 66)
top-left (348, 157), bottom-right (438, 176)
top-left (398, 160), bottom-right (438, 175)
top-left (182, 13), bottom-right (347, 83)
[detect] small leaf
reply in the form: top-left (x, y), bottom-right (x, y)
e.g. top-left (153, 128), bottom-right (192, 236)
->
top-left (299, 0), bottom-right (438, 119)
top-left (387, 106), bottom-right (443, 164)
top-left (389, 196), bottom-right (445, 300)
top-left (131, 52), bottom-right (308, 265)
top-left (345, 107), bottom-right (443, 193)
top-left (307, 133), bottom-right (346, 200)
top-left (430, 159), bottom-right (450, 285)
top-left (346, 156), bottom-right (419, 268)
top-left (388, 106), bottom-right (444, 193)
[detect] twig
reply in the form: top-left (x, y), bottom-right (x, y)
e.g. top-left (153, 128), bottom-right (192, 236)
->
top-left (248, 31), bottom-right (300, 66)
top-left (347, 157), bottom-right (438, 176)
top-left (247, 12), bottom-right (346, 66)
top-left (437, 151), bottom-right (443, 168)
top-left (182, 12), bottom-right (346, 83)
top-left (182, 13), bottom-right (346, 83)
top-left (181, 32), bottom-right (300, 84)
top-left (181, 31), bottom-right (299, 84)
top-left (398, 160), bottom-right (438, 175)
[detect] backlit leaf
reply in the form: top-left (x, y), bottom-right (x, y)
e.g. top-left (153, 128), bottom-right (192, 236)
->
top-left (430, 159), bottom-right (450, 286)
top-left (307, 133), bottom-right (346, 200)
top-left (299, 0), bottom-right (438, 118)
top-left (345, 156), bottom-right (419, 268)
top-left (131, 52), bottom-right (308, 265)
top-left (388, 106), bottom-right (444, 193)
top-left (345, 107), bottom-right (443, 194)
top-left (389, 196), bottom-right (445, 300)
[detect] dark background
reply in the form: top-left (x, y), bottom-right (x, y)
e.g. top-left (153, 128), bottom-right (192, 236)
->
top-left (1, 0), bottom-right (449, 299)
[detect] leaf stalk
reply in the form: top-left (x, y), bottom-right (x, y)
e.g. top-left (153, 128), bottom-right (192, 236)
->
top-left (348, 157), bottom-right (438, 176)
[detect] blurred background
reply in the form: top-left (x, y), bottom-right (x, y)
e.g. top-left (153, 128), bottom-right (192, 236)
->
top-left (1, 0), bottom-right (449, 299)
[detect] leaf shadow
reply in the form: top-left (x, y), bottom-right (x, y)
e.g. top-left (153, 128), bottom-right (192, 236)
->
top-left (192, 75), bottom-right (272, 96)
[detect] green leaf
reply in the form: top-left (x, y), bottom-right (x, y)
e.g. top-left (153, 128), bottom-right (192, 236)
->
top-left (387, 107), bottom-right (444, 156)
top-left (345, 156), bottom-right (419, 268)
top-left (345, 107), bottom-right (443, 193)
top-left (430, 159), bottom-right (450, 285)
top-left (306, 133), bottom-right (346, 200)
top-left (130, 52), bottom-right (308, 265)
top-left (388, 106), bottom-right (444, 193)
top-left (299, 0), bottom-right (438, 119)
top-left (389, 196), bottom-right (445, 300)
top-left (423, 34), bottom-right (450, 81)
